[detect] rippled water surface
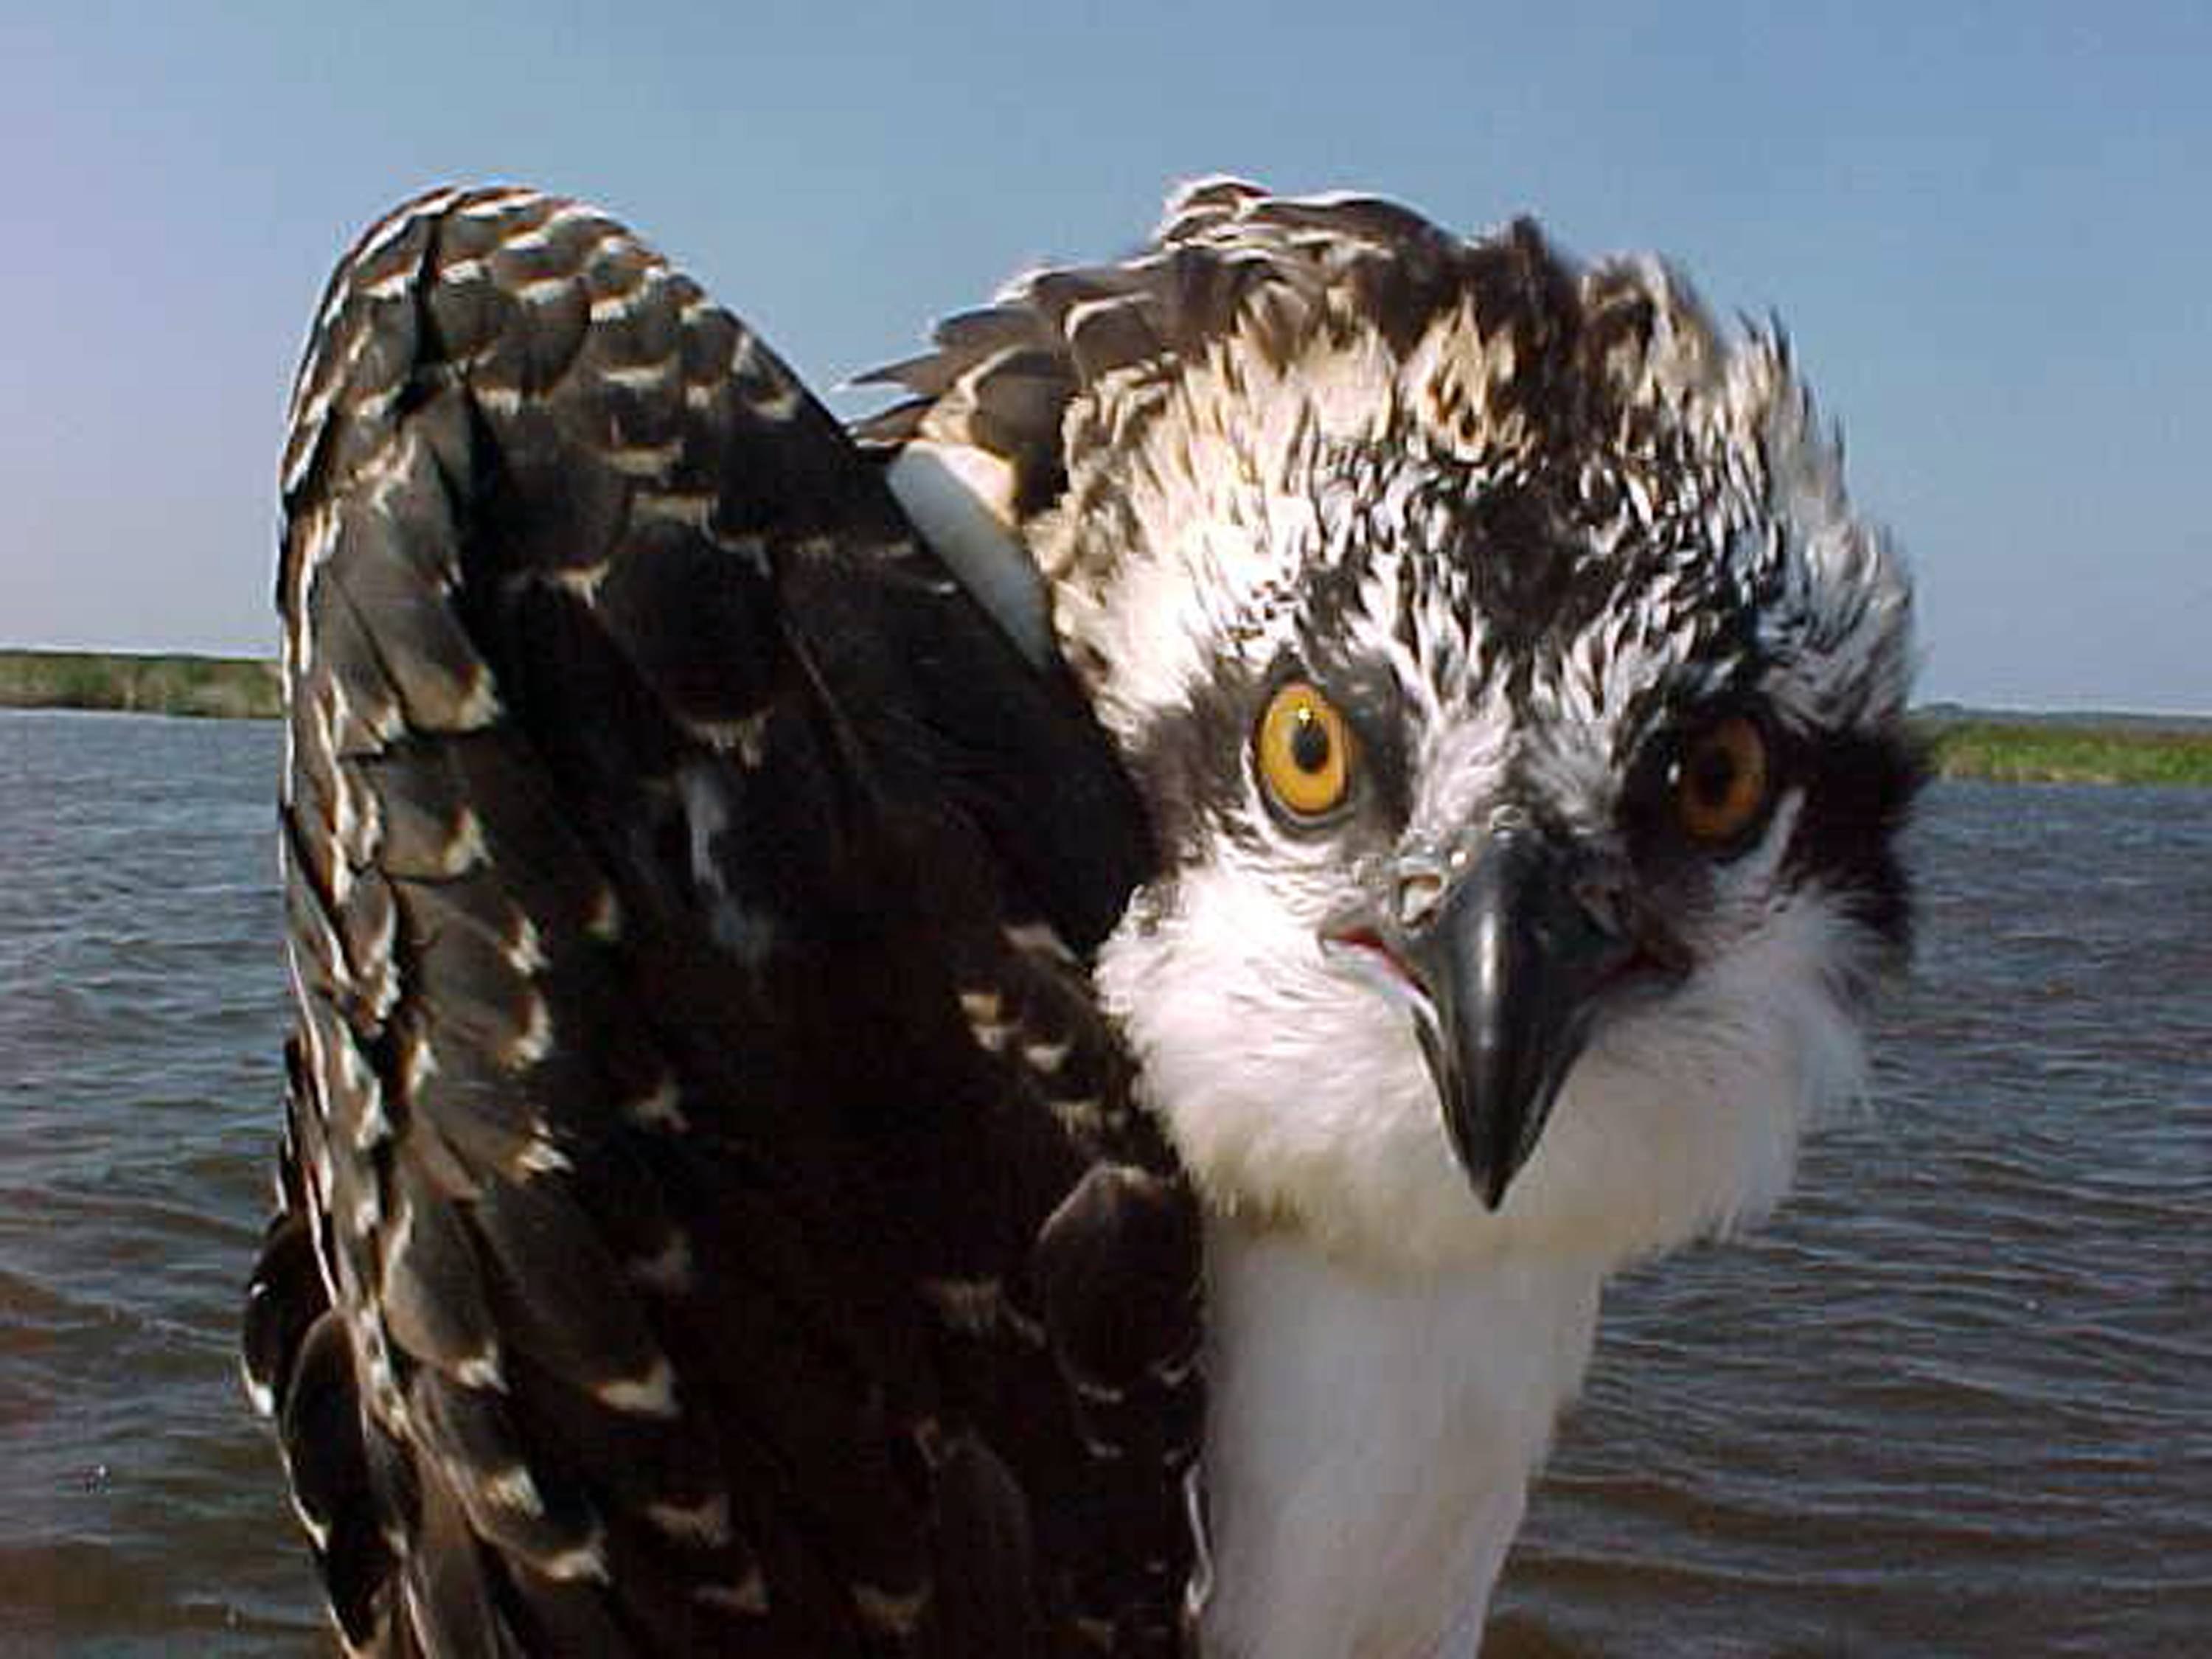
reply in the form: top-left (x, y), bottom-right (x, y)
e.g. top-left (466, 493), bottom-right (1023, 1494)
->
top-left (3, 710), bottom-right (2208, 1655)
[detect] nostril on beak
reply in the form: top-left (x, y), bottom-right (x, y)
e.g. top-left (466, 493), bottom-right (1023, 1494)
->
top-left (1397, 865), bottom-right (1446, 931)
top-left (1571, 874), bottom-right (1623, 938)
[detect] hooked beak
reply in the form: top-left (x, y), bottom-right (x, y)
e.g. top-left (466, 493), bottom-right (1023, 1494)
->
top-left (1326, 827), bottom-right (1654, 1210)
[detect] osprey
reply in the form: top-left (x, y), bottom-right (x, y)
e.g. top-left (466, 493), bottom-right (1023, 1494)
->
top-left (244, 180), bottom-right (1918, 1657)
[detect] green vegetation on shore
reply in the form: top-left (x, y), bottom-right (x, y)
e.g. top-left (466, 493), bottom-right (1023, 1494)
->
top-left (1916, 718), bottom-right (2212, 787)
top-left (0, 649), bottom-right (279, 720)
top-left (2, 649), bottom-right (2206, 786)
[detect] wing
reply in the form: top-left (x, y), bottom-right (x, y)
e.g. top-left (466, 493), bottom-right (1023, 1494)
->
top-left (241, 185), bottom-right (1203, 1658)
top-left (849, 179), bottom-right (1464, 510)
top-left (850, 178), bottom-right (1556, 684)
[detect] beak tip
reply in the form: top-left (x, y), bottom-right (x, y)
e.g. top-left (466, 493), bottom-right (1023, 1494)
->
top-left (1477, 1171), bottom-right (1509, 1213)
top-left (1436, 1087), bottom-right (1525, 1212)
top-left (1467, 1144), bottom-right (1524, 1213)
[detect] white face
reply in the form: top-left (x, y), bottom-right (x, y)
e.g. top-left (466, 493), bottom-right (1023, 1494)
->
top-left (1095, 677), bottom-right (1885, 1276)
top-left (1065, 320), bottom-right (1915, 1276)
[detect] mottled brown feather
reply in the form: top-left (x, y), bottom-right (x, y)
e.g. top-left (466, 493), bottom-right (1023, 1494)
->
top-left (248, 185), bottom-right (1197, 1657)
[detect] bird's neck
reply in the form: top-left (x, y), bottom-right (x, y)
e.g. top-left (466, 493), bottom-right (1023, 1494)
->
top-left (1194, 1216), bottom-right (1604, 1659)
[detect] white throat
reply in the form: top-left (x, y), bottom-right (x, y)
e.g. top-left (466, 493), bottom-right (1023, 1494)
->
top-left (1194, 1217), bottom-right (1605, 1659)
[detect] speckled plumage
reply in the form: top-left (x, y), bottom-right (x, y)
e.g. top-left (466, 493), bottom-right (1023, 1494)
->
top-left (251, 179), bottom-right (1919, 1659)
top-left (250, 186), bottom-right (1198, 1657)
top-left (863, 178), bottom-right (1917, 1654)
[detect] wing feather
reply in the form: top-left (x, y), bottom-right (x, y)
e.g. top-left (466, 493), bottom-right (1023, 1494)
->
top-left (847, 178), bottom-right (1501, 576)
top-left (247, 186), bottom-right (1199, 1656)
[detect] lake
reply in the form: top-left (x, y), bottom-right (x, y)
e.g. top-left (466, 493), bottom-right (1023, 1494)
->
top-left (1, 709), bottom-right (2206, 1655)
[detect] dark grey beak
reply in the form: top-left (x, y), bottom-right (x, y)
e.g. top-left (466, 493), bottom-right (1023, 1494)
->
top-left (1397, 827), bottom-right (1637, 1210)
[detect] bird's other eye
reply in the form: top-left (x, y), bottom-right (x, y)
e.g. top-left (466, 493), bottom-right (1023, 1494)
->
top-left (1255, 681), bottom-right (1354, 821)
top-left (1669, 712), bottom-right (1773, 849)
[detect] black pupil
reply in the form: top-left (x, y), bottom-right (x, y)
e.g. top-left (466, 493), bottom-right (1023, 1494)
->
top-left (1687, 740), bottom-right (1736, 806)
top-left (1289, 708), bottom-right (1331, 773)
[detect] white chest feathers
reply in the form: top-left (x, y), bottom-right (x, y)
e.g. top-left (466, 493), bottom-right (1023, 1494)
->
top-left (1194, 1220), bottom-right (1605, 1659)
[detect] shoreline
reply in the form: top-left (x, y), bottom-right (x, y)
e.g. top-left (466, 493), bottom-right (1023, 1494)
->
top-left (0, 648), bottom-right (279, 721)
top-left (1916, 719), bottom-right (2212, 787)
top-left (4, 650), bottom-right (2206, 786)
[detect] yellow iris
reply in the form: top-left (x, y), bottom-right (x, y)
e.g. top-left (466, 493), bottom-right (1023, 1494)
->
top-left (1255, 681), bottom-right (1354, 819)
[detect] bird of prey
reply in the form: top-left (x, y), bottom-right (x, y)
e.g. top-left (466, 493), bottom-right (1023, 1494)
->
top-left (243, 178), bottom-right (1919, 1658)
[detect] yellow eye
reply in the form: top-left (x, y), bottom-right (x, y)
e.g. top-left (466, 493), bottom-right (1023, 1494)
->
top-left (1255, 681), bottom-right (1354, 820)
top-left (1671, 714), bottom-right (1773, 846)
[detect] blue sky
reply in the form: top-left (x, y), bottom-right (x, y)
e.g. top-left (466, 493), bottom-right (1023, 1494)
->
top-left (7, 1), bottom-right (2207, 712)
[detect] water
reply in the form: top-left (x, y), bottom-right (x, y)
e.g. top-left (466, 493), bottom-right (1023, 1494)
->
top-left (1, 712), bottom-right (302, 1654)
top-left (1, 709), bottom-right (2206, 1655)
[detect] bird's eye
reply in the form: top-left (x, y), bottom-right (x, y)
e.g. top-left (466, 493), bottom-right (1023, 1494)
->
top-left (1669, 714), bottom-right (1773, 849)
top-left (1255, 681), bottom-right (1354, 821)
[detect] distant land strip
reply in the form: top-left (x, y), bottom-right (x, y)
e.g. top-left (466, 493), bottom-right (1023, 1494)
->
top-left (1913, 712), bottom-right (2212, 787)
top-left (0, 648), bottom-right (279, 720)
top-left (1, 650), bottom-right (2207, 786)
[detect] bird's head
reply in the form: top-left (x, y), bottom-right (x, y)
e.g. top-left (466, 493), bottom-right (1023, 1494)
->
top-left (872, 182), bottom-right (1920, 1274)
